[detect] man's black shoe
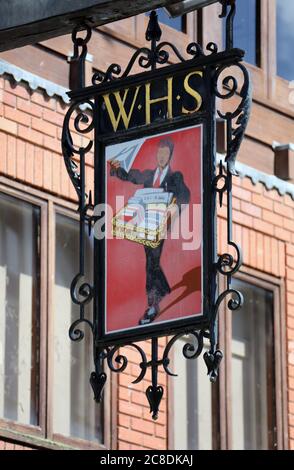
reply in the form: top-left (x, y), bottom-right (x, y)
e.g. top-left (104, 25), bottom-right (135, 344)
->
top-left (139, 305), bottom-right (159, 325)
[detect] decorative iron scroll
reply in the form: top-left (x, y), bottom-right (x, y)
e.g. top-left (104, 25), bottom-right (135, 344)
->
top-left (62, 0), bottom-right (251, 420)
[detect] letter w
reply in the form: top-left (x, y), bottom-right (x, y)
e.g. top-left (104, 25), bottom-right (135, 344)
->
top-left (103, 86), bottom-right (141, 131)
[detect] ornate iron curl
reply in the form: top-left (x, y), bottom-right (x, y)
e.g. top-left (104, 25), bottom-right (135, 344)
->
top-left (62, 4), bottom-right (252, 420)
top-left (92, 11), bottom-right (221, 85)
top-left (214, 62), bottom-right (252, 175)
top-left (62, 98), bottom-right (95, 350)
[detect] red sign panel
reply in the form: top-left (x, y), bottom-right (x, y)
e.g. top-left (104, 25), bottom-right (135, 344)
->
top-left (104, 124), bottom-right (203, 334)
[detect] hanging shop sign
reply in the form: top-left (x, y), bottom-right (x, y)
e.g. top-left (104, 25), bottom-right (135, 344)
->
top-left (62, 1), bottom-right (251, 419)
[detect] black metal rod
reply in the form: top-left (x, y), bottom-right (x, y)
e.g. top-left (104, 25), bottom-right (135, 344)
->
top-left (151, 337), bottom-right (158, 388)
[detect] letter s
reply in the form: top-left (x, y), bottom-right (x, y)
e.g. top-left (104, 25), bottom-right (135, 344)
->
top-left (182, 71), bottom-right (203, 114)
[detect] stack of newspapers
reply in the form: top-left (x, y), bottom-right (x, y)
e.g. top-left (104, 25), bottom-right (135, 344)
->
top-left (112, 188), bottom-right (175, 248)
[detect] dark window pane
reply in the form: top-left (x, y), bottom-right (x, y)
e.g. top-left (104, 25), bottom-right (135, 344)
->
top-left (223, 0), bottom-right (258, 65)
top-left (0, 192), bottom-right (40, 426)
top-left (53, 213), bottom-right (103, 443)
top-left (231, 279), bottom-right (276, 450)
top-left (277, 0), bottom-right (294, 81)
top-left (146, 9), bottom-right (186, 33)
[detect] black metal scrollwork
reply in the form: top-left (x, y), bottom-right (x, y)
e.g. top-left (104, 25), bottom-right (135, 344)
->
top-left (62, 1), bottom-right (251, 421)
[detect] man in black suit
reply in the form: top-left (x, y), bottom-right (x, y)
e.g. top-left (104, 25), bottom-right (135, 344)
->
top-left (110, 139), bottom-right (190, 325)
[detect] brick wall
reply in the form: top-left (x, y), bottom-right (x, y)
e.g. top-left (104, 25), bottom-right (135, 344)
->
top-left (0, 76), bottom-right (293, 450)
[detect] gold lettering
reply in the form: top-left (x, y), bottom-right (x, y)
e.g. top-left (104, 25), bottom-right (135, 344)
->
top-left (103, 86), bottom-right (141, 131)
top-left (145, 77), bottom-right (173, 125)
top-left (182, 71), bottom-right (203, 114)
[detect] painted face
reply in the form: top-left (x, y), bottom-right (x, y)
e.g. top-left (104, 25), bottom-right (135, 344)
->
top-left (157, 145), bottom-right (170, 169)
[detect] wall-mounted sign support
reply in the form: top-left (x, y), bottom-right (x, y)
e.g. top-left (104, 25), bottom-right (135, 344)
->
top-left (62, 0), bottom-right (251, 420)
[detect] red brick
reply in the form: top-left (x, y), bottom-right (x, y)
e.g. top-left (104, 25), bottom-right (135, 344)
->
top-left (242, 177), bottom-right (263, 194)
top-left (0, 132), bottom-right (7, 173)
top-left (118, 427), bottom-right (147, 447)
top-left (241, 201), bottom-right (262, 218)
top-left (289, 427), bottom-right (294, 440)
top-left (242, 227), bottom-right (250, 266)
top-left (232, 197), bottom-right (241, 211)
top-left (31, 90), bottom-right (56, 110)
top-left (118, 413), bottom-right (131, 428)
top-left (25, 142), bottom-right (34, 184)
top-left (18, 125), bottom-right (43, 146)
top-left (264, 235), bottom-right (272, 273)
top-left (233, 210), bottom-right (253, 228)
top-left (32, 117), bottom-right (57, 137)
top-left (279, 241), bottom-right (286, 277)
top-left (253, 218), bottom-right (274, 236)
top-left (131, 390), bottom-right (149, 407)
top-left (0, 116), bottom-right (17, 135)
top-left (287, 268), bottom-right (294, 281)
top-left (142, 434), bottom-right (165, 450)
top-left (4, 80), bottom-right (31, 100)
top-left (56, 99), bottom-right (68, 115)
top-left (4, 105), bottom-right (31, 127)
top-left (43, 109), bottom-right (65, 127)
top-left (290, 402), bottom-right (294, 415)
top-left (7, 135), bottom-right (16, 178)
top-left (118, 441), bottom-right (131, 450)
top-left (51, 153), bottom-right (61, 194)
top-left (256, 232), bottom-right (264, 271)
top-left (17, 97), bottom-right (43, 117)
top-left (232, 185), bottom-right (252, 202)
top-left (284, 218), bottom-right (294, 232)
top-left (34, 147), bottom-right (43, 187)
top-left (5, 443), bottom-right (15, 450)
top-left (287, 281), bottom-right (294, 294)
top-left (155, 423), bottom-right (167, 438)
top-left (131, 417), bottom-right (155, 435)
top-left (43, 150), bottom-right (52, 191)
top-left (263, 209), bottom-right (283, 227)
top-left (252, 193), bottom-right (274, 211)
top-left (2, 91), bottom-right (17, 108)
top-left (287, 293), bottom-right (294, 306)
top-left (266, 188), bottom-right (283, 201)
top-left (274, 202), bottom-right (293, 218)
top-left (271, 238), bottom-right (279, 276)
top-left (275, 226), bottom-right (291, 243)
top-left (16, 139), bottom-right (25, 180)
top-left (285, 194), bottom-right (294, 208)
top-left (120, 386), bottom-right (132, 402)
top-left (119, 400), bottom-right (142, 418)
top-left (43, 134), bottom-right (61, 153)
top-left (287, 245), bottom-right (294, 257)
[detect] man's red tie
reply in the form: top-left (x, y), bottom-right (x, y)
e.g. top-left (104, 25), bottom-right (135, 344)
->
top-left (153, 170), bottom-right (162, 188)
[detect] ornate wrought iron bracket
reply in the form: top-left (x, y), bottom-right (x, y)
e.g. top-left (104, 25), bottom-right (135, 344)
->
top-left (62, 4), bottom-right (252, 421)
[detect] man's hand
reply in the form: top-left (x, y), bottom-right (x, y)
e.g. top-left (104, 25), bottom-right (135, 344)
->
top-left (110, 159), bottom-right (121, 169)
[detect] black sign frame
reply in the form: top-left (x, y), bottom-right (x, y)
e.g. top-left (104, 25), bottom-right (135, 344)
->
top-left (62, 4), bottom-right (251, 419)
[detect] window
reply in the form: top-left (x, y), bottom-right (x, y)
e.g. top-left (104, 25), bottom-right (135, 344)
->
top-left (230, 279), bottom-right (275, 450)
top-left (0, 193), bottom-right (40, 426)
top-left (156, 8), bottom-right (186, 33)
top-left (0, 188), bottom-right (110, 449)
top-left (276, 0), bottom-right (294, 81)
top-left (171, 337), bottom-right (217, 450)
top-left (223, 0), bottom-right (260, 66)
top-left (171, 272), bottom-right (286, 450)
top-left (145, 9), bottom-right (186, 33)
top-left (53, 213), bottom-right (102, 442)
